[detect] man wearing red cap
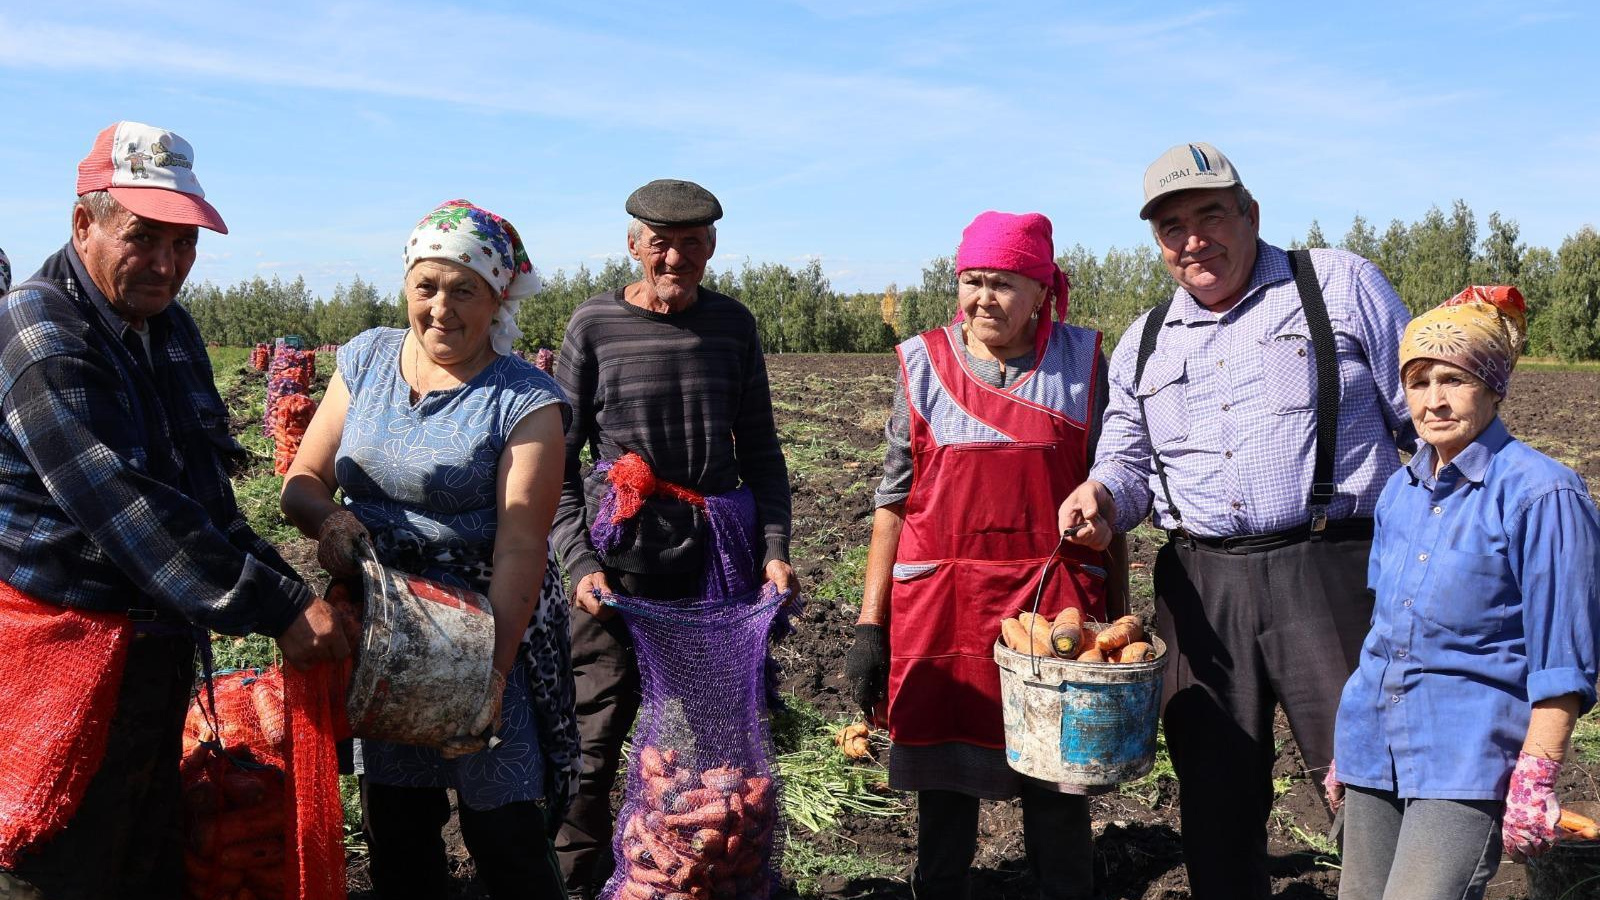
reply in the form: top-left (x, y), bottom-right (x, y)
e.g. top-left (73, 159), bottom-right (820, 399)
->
top-left (0, 122), bottom-right (349, 897)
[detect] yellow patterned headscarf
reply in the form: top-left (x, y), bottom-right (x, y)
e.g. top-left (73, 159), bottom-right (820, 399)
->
top-left (1399, 285), bottom-right (1527, 397)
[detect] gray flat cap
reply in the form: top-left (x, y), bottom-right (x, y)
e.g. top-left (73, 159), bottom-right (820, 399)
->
top-left (1140, 142), bottom-right (1243, 220)
top-left (625, 179), bottom-right (723, 228)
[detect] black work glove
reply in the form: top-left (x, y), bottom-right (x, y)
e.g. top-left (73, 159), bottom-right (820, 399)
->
top-left (844, 623), bottom-right (889, 717)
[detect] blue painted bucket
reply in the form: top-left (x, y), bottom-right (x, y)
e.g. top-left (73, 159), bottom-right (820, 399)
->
top-left (993, 636), bottom-right (1165, 786)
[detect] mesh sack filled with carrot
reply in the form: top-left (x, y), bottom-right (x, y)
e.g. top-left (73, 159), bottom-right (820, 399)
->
top-left (180, 668), bottom-right (289, 900)
top-left (594, 474), bottom-right (795, 900)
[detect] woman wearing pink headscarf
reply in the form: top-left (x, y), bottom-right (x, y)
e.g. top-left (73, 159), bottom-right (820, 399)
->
top-left (844, 211), bottom-right (1119, 899)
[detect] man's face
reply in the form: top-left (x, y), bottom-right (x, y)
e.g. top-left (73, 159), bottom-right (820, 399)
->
top-left (628, 222), bottom-right (715, 308)
top-left (1150, 189), bottom-right (1260, 311)
top-left (72, 201), bottom-right (198, 323)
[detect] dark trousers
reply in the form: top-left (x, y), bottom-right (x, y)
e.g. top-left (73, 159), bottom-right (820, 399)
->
top-left (1154, 534), bottom-right (1373, 900)
top-left (361, 780), bottom-right (565, 900)
top-left (912, 787), bottom-right (1093, 900)
top-left (555, 569), bottom-right (701, 897)
top-left (5, 632), bottom-right (194, 899)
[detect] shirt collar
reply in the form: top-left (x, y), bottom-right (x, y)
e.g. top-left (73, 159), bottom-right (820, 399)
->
top-left (1406, 417), bottom-right (1511, 486)
top-left (1165, 240), bottom-right (1289, 326)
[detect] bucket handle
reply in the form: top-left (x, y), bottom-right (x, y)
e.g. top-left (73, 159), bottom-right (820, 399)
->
top-left (1024, 525), bottom-right (1083, 679)
top-left (359, 537), bottom-right (398, 661)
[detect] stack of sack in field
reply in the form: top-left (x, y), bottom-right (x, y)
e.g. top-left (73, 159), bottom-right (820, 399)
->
top-left (250, 343), bottom-right (270, 372)
top-left (264, 345), bottom-right (317, 474)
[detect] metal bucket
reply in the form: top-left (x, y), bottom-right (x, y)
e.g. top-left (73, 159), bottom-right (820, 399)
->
top-left (1528, 801), bottom-right (1600, 900)
top-left (345, 546), bottom-right (497, 748)
top-left (993, 635), bottom-right (1165, 786)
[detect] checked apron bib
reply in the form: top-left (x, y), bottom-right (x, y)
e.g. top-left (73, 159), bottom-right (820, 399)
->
top-left (886, 322), bottom-right (1107, 749)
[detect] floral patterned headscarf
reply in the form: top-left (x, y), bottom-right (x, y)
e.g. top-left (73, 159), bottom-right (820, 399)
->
top-left (1399, 285), bottom-right (1527, 397)
top-left (404, 199), bottom-right (540, 356)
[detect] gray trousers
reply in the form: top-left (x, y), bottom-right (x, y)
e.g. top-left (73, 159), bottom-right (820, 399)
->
top-left (1338, 786), bottom-right (1502, 900)
top-left (1155, 533), bottom-right (1374, 900)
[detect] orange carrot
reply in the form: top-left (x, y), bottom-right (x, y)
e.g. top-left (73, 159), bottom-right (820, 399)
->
top-left (701, 766), bottom-right (744, 792)
top-left (1095, 615), bottom-right (1144, 653)
top-left (664, 800), bottom-right (730, 830)
top-left (1049, 607), bottom-right (1084, 658)
top-left (1117, 642), bottom-right (1155, 663)
top-left (217, 837), bottom-right (284, 868)
top-left (1000, 617), bottom-right (1031, 652)
top-left (1017, 612), bottom-right (1054, 656)
top-left (1560, 808), bottom-right (1600, 840)
top-left (1076, 647), bottom-right (1106, 663)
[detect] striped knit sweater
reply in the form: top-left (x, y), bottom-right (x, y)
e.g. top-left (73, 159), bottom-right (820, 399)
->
top-left (553, 288), bottom-right (791, 583)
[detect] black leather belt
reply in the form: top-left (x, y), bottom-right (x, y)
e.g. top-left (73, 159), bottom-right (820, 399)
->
top-left (1169, 518), bottom-right (1374, 555)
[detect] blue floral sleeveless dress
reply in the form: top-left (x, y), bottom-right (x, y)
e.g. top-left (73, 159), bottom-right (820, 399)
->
top-left (335, 327), bottom-right (579, 813)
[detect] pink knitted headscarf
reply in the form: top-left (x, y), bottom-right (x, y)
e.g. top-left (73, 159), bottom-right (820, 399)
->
top-left (953, 211), bottom-right (1071, 324)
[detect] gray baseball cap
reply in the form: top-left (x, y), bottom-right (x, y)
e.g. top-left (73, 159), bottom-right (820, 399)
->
top-left (1140, 142), bottom-right (1243, 220)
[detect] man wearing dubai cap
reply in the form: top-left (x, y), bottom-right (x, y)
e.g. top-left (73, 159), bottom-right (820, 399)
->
top-left (1059, 142), bottom-right (1413, 899)
top-left (0, 122), bottom-right (348, 897)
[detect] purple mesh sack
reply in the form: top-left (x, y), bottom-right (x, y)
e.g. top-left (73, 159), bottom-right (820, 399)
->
top-left (599, 489), bottom-right (792, 900)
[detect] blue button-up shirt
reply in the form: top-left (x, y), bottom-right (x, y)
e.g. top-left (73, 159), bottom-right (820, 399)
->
top-left (1092, 243), bottom-right (1413, 536)
top-left (1334, 418), bottom-right (1600, 800)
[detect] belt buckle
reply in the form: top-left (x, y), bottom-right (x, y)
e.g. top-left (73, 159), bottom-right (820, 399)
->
top-left (127, 607), bottom-right (159, 622)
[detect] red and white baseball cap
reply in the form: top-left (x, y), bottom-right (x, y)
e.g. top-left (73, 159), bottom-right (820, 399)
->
top-left (76, 121), bottom-right (228, 234)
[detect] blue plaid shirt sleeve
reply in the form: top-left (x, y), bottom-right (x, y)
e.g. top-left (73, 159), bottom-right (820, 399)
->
top-left (0, 349), bottom-right (310, 636)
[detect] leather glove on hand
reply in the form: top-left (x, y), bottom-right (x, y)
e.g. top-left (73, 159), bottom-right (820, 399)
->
top-left (317, 510), bottom-right (371, 579)
top-left (439, 668), bottom-right (507, 760)
top-left (1323, 758), bottom-right (1345, 813)
top-left (844, 624), bottom-right (889, 719)
top-left (1503, 751), bottom-right (1562, 862)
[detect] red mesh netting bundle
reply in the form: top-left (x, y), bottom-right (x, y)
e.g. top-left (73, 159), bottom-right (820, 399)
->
top-left (269, 393), bottom-right (318, 476)
top-left (182, 653), bottom-right (351, 900)
top-left (250, 344), bottom-right (271, 372)
top-left (263, 348), bottom-right (315, 439)
top-left (0, 581), bottom-right (132, 868)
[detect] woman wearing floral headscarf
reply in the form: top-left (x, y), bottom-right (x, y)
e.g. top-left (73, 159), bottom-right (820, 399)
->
top-left (0, 247), bottom-right (12, 297)
top-left (1327, 286), bottom-right (1600, 898)
top-left (282, 200), bottom-right (578, 899)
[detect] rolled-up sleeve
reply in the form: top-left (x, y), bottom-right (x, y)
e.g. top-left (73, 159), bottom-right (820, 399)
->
top-left (1514, 486), bottom-right (1600, 712)
top-left (1088, 316), bottom-right (1156, 533)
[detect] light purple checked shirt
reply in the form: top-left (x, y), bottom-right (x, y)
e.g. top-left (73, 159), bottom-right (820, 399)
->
top-left (1092, 242), bottom-right (1414, 538)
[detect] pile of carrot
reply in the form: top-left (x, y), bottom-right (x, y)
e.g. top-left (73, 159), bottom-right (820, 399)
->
top-left (267, 392), bottom-right (317, 476)
top-left (613, 745), bottom-right (776, 900)
top-left (180, 669), bottom-right (290, 900)
top-left (999, 610), bottom-right (1156, 664)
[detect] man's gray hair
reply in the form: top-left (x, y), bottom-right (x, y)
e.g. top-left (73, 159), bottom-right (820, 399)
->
top-left (75, 190), bottom-right (124, 223)
top-left (628, 217), bottom-right (716, 244)
top-left (1231, 184), bottom-right (1255, 215)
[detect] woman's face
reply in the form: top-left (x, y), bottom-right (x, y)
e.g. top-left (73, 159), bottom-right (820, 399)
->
top-left (405, 260), bottom-right (500, 366)
top-left (1404, 360), bottom-right (1499, 461)
top-left (956, 268), bottom-right (1046, 352)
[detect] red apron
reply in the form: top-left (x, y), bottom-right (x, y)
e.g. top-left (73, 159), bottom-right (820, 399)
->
top-left (886, 323), bottom-right (1106, 749)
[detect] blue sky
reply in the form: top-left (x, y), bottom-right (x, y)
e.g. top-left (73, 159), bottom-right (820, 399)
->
top-left (2, 1), bottom-right (1595, 298)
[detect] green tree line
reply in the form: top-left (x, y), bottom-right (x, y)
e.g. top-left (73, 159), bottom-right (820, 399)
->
top-left (181, 202), bottom-right (1600, 361)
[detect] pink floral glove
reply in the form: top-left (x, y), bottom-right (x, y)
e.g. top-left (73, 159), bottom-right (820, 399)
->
top-left (1323, 758), bottom-right (1345, 813)
top-left (1503, 752), bottom-right (1562, 862)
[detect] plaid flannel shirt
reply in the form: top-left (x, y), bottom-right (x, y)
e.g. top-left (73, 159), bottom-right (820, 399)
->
top-left (0, 244), bottom-right (309, 635)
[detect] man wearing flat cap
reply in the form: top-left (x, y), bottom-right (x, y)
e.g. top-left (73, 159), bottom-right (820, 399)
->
top-left (1059, 142), bottom-right (1412, 899)
top-left (551, 179), bottom-right (795, 896)
top-left (0, 122), bottom-right (348, 896)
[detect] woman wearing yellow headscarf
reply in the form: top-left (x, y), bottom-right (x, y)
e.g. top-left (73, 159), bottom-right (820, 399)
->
top-left (1327, 287), bottom-right (1600, 898)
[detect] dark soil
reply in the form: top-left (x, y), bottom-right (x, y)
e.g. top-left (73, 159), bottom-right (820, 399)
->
top-left (330, 355), bottom-right (1599, 899)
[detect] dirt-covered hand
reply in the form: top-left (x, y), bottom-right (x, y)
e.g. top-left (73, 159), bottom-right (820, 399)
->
top-left (439, 668), bottom-right (507, 760)
top-left (316, 510), bottom-right (371, 578)
top-left (844, 623), bottom-right (889, 717)
top-left (276, 597), bottom-right (353, 671)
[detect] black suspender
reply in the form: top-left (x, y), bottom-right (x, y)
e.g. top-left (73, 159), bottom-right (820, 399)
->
top-left (1288, 249), bottom-right (1339, 531)
top-left (1132, 249), bottom-right (1339, 533)
top-left (1134, 299), bottom-right (1180, 528)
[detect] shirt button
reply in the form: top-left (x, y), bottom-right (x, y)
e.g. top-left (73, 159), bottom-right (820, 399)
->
top-left (1217, 360), bottom-right (1225, 367)
top-left (1432, 507), bottom-right (1442, 515)
top-left (1225, 450), bottom-right (1234, 459)
top-left (1403, 598), bottom-right (1413, 608)
top-left (1418, 552), bottom-right (1429, 562)
top-left (1396, 649), bottom-right (1408, 659)
top-left (1390, 694), bottom-right (1401, 704)
top-left (1221, 403), bottom-right (1231, 411)
top-left (1231, 501), bottom-right (1242, 510)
